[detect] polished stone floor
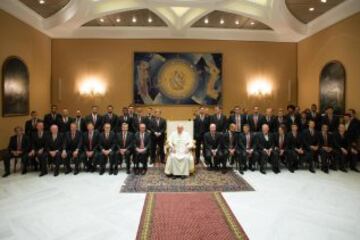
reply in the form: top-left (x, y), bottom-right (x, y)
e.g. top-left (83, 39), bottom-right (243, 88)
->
top-left (0, 166), bottom-right (359, 240)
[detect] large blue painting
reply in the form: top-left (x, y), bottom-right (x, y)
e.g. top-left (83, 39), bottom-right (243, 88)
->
top-left (133, 52), bottom-right (222, 105)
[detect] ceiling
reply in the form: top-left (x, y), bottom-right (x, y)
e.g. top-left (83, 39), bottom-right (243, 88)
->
top-left (0, 0), bottom-right (359, 42)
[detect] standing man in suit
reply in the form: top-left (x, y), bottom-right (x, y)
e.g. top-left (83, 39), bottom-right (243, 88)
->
top-left (228, 106), bottom-right (246, 134)
top-left (256, 124), bottom-right (276, 174)
top-left (86, 105), bottom-right (103, 131)
top-left (308, 104), bottom-right (321, 131)
top-left (45, 125), bottom-right (64, 176)
top-left (223, 124), bottom-right (237, 168)
top-left (321, 106), bottom-right (340, 133)
top-left (318, 124), bottom-right (335, 173)
top-left (25, 110), bottom-right (40, 137)
top-left (248, 106), bottom-right (263, 132)
top-left (273, 108), bottom-right (287, 132)
top-left (28, 121), bottom-right (46, 173)
top-left (134, 123), bottom-right (151, 175)
top-left (133, 107), bottom-right (148, 133)
top-left (238, 124), bottom-right (259, 172)
top-left (145, 107), bottom-right (154, 123)
top-left (150, 109), bottom-right (166, 164)
top-left (260, 108), bottom-right (275, 132)
top-left (82, 122), bottom-right (100, 172)
top-left (99, 123), bottom-right (116, 175)
top-left (44, 105), bottom-right (62, 131)
top-left (210, 106), bottom-right (227, 133)
top-left (285, 124), bottom-right (306, 173)
top-left (118, 107), bottom-right (132, 132)
top-left (59, 108), bottom-right (73, 133)
top-left (116, 123), bottom-right (134, 174)
top-left (103, 105), bottom-right (118, 132)
top-left (333, 123), bottom-right (351, 172)
top-left (74, 109), bottom-right (87, 132)
top-left (193, 106), bottom-right (210, 164)
top-left (344, 111), bottom-right (360, 146)
top-left (127, 105), bottom-right (137, 132)
top-left (64, 122), bottom-right (82, 175)
top-left (204, 124), bottom-right (225, 173)
top-left (2, 127), bottom-right (30, 177)
top-left (302, 120), bottom-right (318, 173)
top-left (285, 105), bottom-right (301, 130)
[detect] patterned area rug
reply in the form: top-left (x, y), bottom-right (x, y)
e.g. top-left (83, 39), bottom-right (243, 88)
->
top-left (136, 192), bottom-right (249, 240)
top-left (120, 167), bottom-right (254, 192)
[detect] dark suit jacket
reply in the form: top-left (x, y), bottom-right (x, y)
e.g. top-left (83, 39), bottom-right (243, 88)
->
top-left (118, 115), bottom-right (132, 132)
top-left (273, 133), bottom-right (287, 150)
top-left (193, 115), bottom-right (210, 139)
top-left (44, 113), bottom-right (62, 131)
top-left (149, 118), bottom-right (167, 138)
top-left (318, 132), bottom-right (334, 148)
top-left (321, 115), bottom-right (340, 132)
top-left (285, 132), bottom-right (303, 150)
top-left (302, 129), bottom-right (319, 151)
top-left (30, 131), bottom-right (46, 151)
top-left (134, 132), bottom-right (151, 153)
top-left (74, 117), bottom-right (87, 132)
top-left (25, 118), bottom-right (40, 137)
top-left (223, 131), bottom-right (237, 150)
top-left (285, 114), bottom-right (301, 129)
top-left (132, 116), bottom-right (148, 133)
top-left (64, 131), bottom-right (82, 152)
top-left (238, 132), bottom-right (257, 151)
top-left (346, 118), bottom-right (360, 144)
top-left (98, 131), bottom-right (116, 151)
top-left (83, 130), bottom-right (100, 152)
top-left (227, 114), bottom-right (246, 132)
top-left (259, 116), bottom-right (276, 132)
top-left (59, 117), bottom-right (74, 133)
top-left (102, 113), bottom-right (119, 131)
top-left (273, 116), bottom-right (287, 132)
top-left (210, 114), bottom-right (228, 132)
top-left (45, 133), bottom-right (64, 152)
top-left (8, 134), bottom-right (30, 153)
top-left (247, 114), bottom-right (263, 132)
top-left (117, 131), bottom-right (134, 152)
top-left (256, 133), bottom-right (275, 150)
top-left (307, 111), bottom-right (321, 130)
top-left (85, 114), bottom-right (103, 131)
top-left (333, 132), bottom-right (349, 150)
top-left (203, 132), bottom-right (223, 152)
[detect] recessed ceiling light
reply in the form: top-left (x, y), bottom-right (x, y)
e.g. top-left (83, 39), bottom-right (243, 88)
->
top-left (250, 21), bottom-right (255, 25)
top-left (235, 20), bottom-right (240, 25)
top-left (309, 7), bottom-right (315, 11)
top-left (220, 19), bottom-right (224, 24)
top-left (99, 18), bottom-right (104, 23)
top-left (321, 0), bottom-right (327, 3)
top-left (148, 17), bottom-right (153, 23)
top-left (132, 16), bottom-right (137, 23)
top-left (116, 18), bottom-right (121, 23)
top-left (39, 0), bottom-right (45, 4)
top-left (204, 18), bottom-right (209, 24)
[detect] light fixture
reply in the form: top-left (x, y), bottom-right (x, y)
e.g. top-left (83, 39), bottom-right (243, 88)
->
top-left (220, 19), bottom-right (224, 24)
top-left (235, 20), bottom-right (240, 25)
top-left (132, 16), bottom-right (137, 23)
top-left (250, 21), bottom-right (255, 25)
top-left (247, 78), bottom-right (273, 96)
top-left (204, 18), bottom-right (209, 24)
top-left (99, 18), bottom-right (104, 23)
top-left (116, 18), bottom-right (121, 23)
top-left (321, 0), bottom-right (327, 3)
top-left (79, 77), bottom-right (106, 96)
top-left (39, 0), bottom-right (45, 4)
top-left (148, 17), bottom-right (153, 23)
top-left (309, 7), bottom-right (315, 11)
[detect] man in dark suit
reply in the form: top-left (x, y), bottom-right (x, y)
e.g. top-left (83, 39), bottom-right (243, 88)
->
top-left (308, 104), bottom-right (321, 131)
top-left (193, 106), bottom-right (210, 164)
top-left (116, 123), bottom-right (134, 174)
top-left (204, 124), bottom-right (225, 173)
top-left (118, 107), bottom-right (132, 132)
top-left (45, 125), bottom-right (64, 176)
top-left (103, 105), bottom-right (118, 132)
top-left (259, 108), bottom-right (276, 132)
top-left (237, 124), bottom-right (259, 173)
top-left (273, 108), bottom-right (287, 132)
top-left (318, 124), bottom-right (335, 173)
top-left (25, 110), bottom-right (40, 137)
top-left (134, 123), bottom-right (151, 175)
top-left (64, 122), bottom-right (82, 175)
top-left (299, 111), bottom-right (309, 132)
top-left (132, 108), bottom-right (148, 133)
top-left (149, 109), bottom-right (166, 164)
top-left (86, 105), bottom-right (103, 131)
top-left (145, 107), bottom-right (154, 123)
top-left (227, 106), bottom-right (246, 133)
top-left (273, 124), bottom-right (287, 173)
top-left (59, 108), bottom-right (74, 133)
top-left (248, 106), bottom-right (263, 132)
top-left (344, 111), bottom-right (360, 146)
top-left (28, 121), bottom-right (46, 173)
top-left (285, 105), bottom-right (301, 130)
top-left (44, 105), bottom-right (62, 131)
top-left (321, 106), bottom-right (340, 133)
top-left (98, 123), bottom-right (116, 175)
top-left (256, 124), bottom-right (276, 174)
top-left (74, 109), bottom-right (87, 132)
top-left (302, 120), bottom-right (318, 173)
top-left (2, 127), bottom-right (30, 177)
top-left (82, 122), bottom-right (100, 172)
top-left (223, 124), bottom-right (237, 169)
top-left (210, 106), bottom-right (227, 133)
top-left (127, 105), bottom-right (137, 132)
top-left (285, 124), bottom-right (306, 173)
top-left (333, 123), bottom-right (351, 172)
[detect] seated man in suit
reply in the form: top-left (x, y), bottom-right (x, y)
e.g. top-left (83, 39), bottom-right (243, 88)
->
top-left (302, 120), bottom-right (318, 173)
top-left (204, 123), bottom-right (225, 173)
top-left (149, 109), bottom-right (166, 164)
top-left (2, 126), bottom-right (30, 177)
top-left (273, 124), bottom-right (287, 174)
top-left (238, 124), bottom-right (259, 173)
top-left (256, 123), bottom-right (276, 174)
top-left (64, 122), bottom-right (82, 175)
top-left (116, 123), bottom-right (134, 174)
top-left (82, 122), bottom-right (100, 172)
top-left (319, 124), bottom-right (335, 173)
top-left (223, 123), bottom-right (237, 169)
top-left (25, 110), bottom-right (40, 137)
top-left (333, 123), bottom-right (354, 172)
top-left (134, 123), bottom-right (151, 175)
top-left (28, 121), bottom-right (46, 174)
top-left (285, 123), bottom-right (306, 173)
top-left (45, 124), bottom-right (64, 176)
top-left (99, 123), bottom-right (116, 175)
top-left (44, 105), bottom-right (62, 131)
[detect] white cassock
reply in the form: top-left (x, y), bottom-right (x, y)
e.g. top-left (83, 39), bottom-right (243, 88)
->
top-left (165, 131), bottom-right (194, 176)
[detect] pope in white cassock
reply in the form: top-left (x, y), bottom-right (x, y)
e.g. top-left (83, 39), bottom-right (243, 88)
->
top-left (165, 124), bottom-right (195, 179)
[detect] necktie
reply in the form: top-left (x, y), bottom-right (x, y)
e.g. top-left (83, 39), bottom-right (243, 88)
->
top-left (280, 135), bottom-right (284, 149)
top-left (72, 132), bottom-right (75, 139)
top-left (17, 136), bottom-right (22, 150)
top-left (157, 119), bottom-right (160, 127)
top-left (123, 132), bottom-right (126, 147)
top-left (246, 134), bottom-right (250, 149)
top-left (310, 129), bottom-right (314, 136)
top-left (93, 115), bottom-right (97, 124)
top-left (89, 132), bottom-right (93, 150)
top-left (236, 115), bottom-right (240, 131)
top-left (106, 133), bottom-right (109, 139)
top-left (229, 132), bottom-right (233, 148)
top-left (32, 119), bottom-right (36, 127)
top-left (140, 133), bottom-right (144, 148)
top-left (254, 115), bottom-right (258, 127)
top-left (217, 114), bottom-right (221, 120)
top-left (124, 116), bottom-right (127, 121)
top-left (324, 133), bottom-right (328, 146)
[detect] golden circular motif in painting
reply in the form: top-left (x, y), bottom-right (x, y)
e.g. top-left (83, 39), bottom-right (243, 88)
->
top-left (157, 59), bottom-right (198, 100)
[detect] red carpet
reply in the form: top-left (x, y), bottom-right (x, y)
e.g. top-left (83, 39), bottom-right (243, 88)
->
top-left (136, 192), bottom-right (249, 240)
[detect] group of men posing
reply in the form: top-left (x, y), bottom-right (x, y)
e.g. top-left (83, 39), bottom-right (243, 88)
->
top-left (2, 103), bottom-right (359, 178)
top-left (2, 105), bottom-right (166, 177)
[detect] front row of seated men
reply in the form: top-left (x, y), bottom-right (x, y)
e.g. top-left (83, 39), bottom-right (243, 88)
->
top-left (2, 121), bottom-right (151, 177)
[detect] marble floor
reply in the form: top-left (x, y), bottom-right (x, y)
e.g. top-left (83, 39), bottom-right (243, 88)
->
top-left (0, 166), bottom-right (360, 240)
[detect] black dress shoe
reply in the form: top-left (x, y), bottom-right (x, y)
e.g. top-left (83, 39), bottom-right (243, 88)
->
top-left (309, 168), bottom-right (315, 173)
top-left (260, 169), bottom-right (266, 174)
top-left (65, 169), bottom-right (72, 175)
top-left (100, 169), bottom-right (105, 175)
top-left (172, 175), bottom-right (177, 179)
top-left (239, 170), bottom-right (244, 175)
top-left (289, 168), bottom-right (294, 173)
top-left (54, 171), bottom-right (59, 177)
top-left (109, 169), bottom-right (113, 175)
top-left (249, 166), bottom-right (255, 172)
top-left (2, 173), bottom-right (10, 178)
top-left (322, 168), bottom-right (329, 174)
top-left (39, 172), bottom-right (47, 177)
top-left (340, 168), bottom-right (347, 173)
top-left (141, 169), bottom-right (147, 175)
top-left (134, 169), bottom-right (139, 175)
top-left (22, 170), bottom-right (27, 175)
top-left (113, 170), bottom-right (118, 175)
top-left (350, 167), bottom-right (360, 172)
top-left (74, 170), bottom-right (79, 175)
top-left (221, 169), bottom-right (227, 174)
top-left (181, 176), bottom-right (186, 179)
top-left (126, 169), bottom-right (131, 174)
